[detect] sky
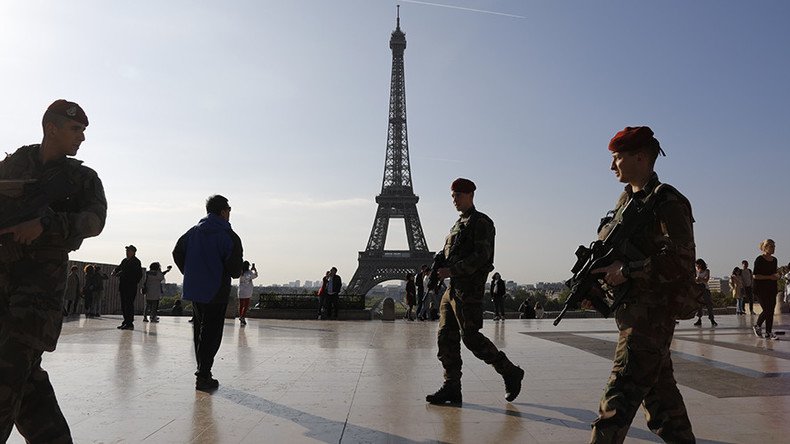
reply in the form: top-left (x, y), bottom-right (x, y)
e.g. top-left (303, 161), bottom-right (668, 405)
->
top-left (1, 0), bottom-right (788, 286)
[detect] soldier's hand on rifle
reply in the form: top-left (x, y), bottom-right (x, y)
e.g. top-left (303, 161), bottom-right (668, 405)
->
top-left (437, 267), bottom-right (451, 279)
top-left (0, 218), bottom-right (44, 245)
top-left (591, 260), bottom-right (627, 287)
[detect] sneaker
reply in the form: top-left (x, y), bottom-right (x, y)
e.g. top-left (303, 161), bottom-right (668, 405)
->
top-left (143, 316), bottom-right (149, 322)
top-left (765, 333), bottom-right (779, 340)
top-left (196, 375), bottom-right (219, 391)
top-left (753, 325), bottom-right (763, 337)
top-left (240, 318), bottom-right (247, 326)
top-left (711, 320), bottom-right (718, 327)
top-left (116, 324), bottom-right (126, 330)
top-left (504, 366), bottom-right (526, 402)
top-left (152, 317), bottom-right (160, 323)
top-left (121, 324), bottom-right (134, 330)
top-left (426, 382), bottom-right (462, 405)
top-left (693, 319), bottom-right (702, 327)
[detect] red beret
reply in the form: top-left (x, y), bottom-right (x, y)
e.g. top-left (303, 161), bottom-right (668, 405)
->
top-left (45, 99), bottom-right (89, 126)
top-left (608, 126), bottom-right (664, 156)
top-left (451, 178), bottom-right (476, 193)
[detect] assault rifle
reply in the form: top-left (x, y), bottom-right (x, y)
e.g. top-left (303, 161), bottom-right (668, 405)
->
top-left (0, 170), bottom-right (75, 252)
top-left (553, 195), bottom-right (659, 326)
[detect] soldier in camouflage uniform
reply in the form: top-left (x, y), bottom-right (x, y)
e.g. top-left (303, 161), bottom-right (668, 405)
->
top-left (0, 100), bottom-right (107, 443)
top-left (589, 127), bottom-right (695, 443)
top-left (426, 178), bottom-right (524, 405)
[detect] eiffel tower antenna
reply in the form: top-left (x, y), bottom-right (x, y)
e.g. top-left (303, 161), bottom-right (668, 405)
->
top-left (346, 8), bottom-right (434, 295)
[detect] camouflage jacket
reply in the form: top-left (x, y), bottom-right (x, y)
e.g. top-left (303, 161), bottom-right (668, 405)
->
top-left (0, 144), bottom-right (107, 253)
top-left (443, 206), bottom-right (496, 285)
top-left (598, 173), bottom-right (696, 308)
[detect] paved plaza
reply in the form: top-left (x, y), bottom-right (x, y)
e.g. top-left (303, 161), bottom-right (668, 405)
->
top-left (8, 312), bottom-right (790, 443)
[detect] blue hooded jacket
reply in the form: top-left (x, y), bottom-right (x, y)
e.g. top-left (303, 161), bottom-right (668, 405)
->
top-left (173, 213), bottom-right (243, 304)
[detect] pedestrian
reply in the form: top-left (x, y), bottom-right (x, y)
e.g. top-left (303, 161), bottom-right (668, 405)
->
top-left (317, 271), bottom-right (329, 320)
top-left (404, 272), bottom-right (416, 321)
top-left (741, 260), bottom-right (755, 314)
top-left (82, 264), bottom-right (108, 318)
top-left (173, 194), bottom-right (243, 390)
top-left (490, 272), bottom-right (506, 321)
top-left (752, 239), bottom-right (780, 340)
top-left (0, 99), bottom-right (106, 443)
top-left (588, 126), bottom-right (695, 442)
top-left (518, 298), bottom-right (536, 319)
top-left (730, 267), bottom-right (745, 314)
top-left (64, 265), bottom-right (81, 316)
top-left (425, 178), bottom-right (524, 406)
top-left (112, 245), bottom-right (143, 330)
top-left (237, 261), bottom-right (258, 326)
top-left (143, 262), bottom-right (172, 323)
top-left (325, 267), bottom-right (342, 319)
top-left (415, 264), bottom-right (428, 320)
top-left (693, 259), bottom-right (717, 327)
top-left (172, 299), bottom-right (184, 316)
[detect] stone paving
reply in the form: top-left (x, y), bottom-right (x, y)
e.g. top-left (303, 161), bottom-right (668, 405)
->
top-left (8, 312), bottom-right (790, 443)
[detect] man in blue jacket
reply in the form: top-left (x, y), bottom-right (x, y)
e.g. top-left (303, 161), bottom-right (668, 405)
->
top-left (173, 195), bottom-right (243, 390)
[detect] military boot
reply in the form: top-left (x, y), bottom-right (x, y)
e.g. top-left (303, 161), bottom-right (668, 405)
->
top-left (503, 366), bottom-right (525, 402)
top-left (426, 382), bottom-right (462, 405)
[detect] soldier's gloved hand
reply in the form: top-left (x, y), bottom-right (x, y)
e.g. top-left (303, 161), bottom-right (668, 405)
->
top-left (437, 267), bottom-right (452, 279)
top-left (0, 218), bottom-right (44, 245)
top-left (591, 261), bottom-right (627, 287)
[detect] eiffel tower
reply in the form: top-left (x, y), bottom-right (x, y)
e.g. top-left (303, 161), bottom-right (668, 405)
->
top-left (346, 8), bottom-right (434, 296)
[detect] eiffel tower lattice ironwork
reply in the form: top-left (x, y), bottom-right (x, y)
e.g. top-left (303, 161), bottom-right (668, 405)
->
top-left (346, 9), bottom-right (434, 296)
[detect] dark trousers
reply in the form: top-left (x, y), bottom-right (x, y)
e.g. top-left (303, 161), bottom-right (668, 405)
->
top-left (437, 287), bottom-right (516, 383)
top-left (0, 338), bottom-right (72, 443)
top-left (144, 299), bottom-right (160, 318)
top-left (326, 293), bottom-right (339, 319)
top-left (192, 302), bottom-right (228, 377)
top-left (493, 296), bottom-right (505, 318)
top-left (591, 314), bottom-right (694, 443)
top-left (744, 286), bottom-right (754, 312)
top-left (120, 287), bottom-right (136, 325)
top-left (415, 290), bottom-right (425, 318)
top-left (755, 289), bottom-right (777, 334)
top-left (695, 289), bottom-right (715, 321)
top-left (317, 296), bottom-right (325, 318)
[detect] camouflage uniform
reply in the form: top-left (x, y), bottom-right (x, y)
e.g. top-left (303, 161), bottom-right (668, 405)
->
top-left (437, 206), bottom-right (520, 384)
top-left (591, 173), bottom-right (695, 444)
top-left (0, 144), bottom-right (107, 443)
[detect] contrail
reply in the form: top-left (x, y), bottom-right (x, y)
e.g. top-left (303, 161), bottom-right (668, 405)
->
top-left (400, 0), bottom-right (527, 19)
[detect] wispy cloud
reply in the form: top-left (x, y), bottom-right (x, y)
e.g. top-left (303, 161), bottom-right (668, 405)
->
top-left (401, 0), bottom-right (527, 19)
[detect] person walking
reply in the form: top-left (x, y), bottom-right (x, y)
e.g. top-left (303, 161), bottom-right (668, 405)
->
top-left (490, 272), bottom-right (507, 321)
top-left (173, 195), bottom-right (243, 390)
top-left (64, 265), bottom-right (80, 316)
top-left (142, 262), bottom-right (172, 323)
top-left (753, 239), bottom-right (780, 340)
top-left (588, 126), bottom-right (695, 442)
top-left (0, 99), bottom-right (107, 443)
top-left (414, 264), bottom-right (428, 320)
top-left (237, 261), bottom-right (258, 326)
top-left (404, 273), bottom-right (416, 321)
top-left (730, 267), bottom-right (745, 314)
top-left (693, 259), bottom-right (717, 327)
top-left (741, 260), bottom-right (755, 314)
top-left (425, 178), bottom-right (524, 406)
top-left (113, 245), bottom-right (143, 330)
top-left (83, 264), bottom-right (108, 318)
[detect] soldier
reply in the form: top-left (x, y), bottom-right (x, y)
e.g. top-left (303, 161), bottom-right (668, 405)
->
top-left (588, 127), bottom-right (695, 443)
top-left (426, 178), bottom-right (524, 405)
top-left (0, 100), bottom-right (107, 442)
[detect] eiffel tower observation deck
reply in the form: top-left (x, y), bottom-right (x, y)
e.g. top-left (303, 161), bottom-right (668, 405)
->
top-left (345, 8), bottom-right (434, 296)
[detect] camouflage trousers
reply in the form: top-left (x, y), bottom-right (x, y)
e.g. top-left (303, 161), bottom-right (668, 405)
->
top-left (591, 305), bottom-right (695, 444)
top-left (437, 281), bottom-right (517, 384)
top-left (1, 255), bottom-right (72, 442)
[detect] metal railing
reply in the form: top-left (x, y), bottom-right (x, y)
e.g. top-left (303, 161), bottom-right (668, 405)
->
top-left (255, 293), bottom-right (366, 310)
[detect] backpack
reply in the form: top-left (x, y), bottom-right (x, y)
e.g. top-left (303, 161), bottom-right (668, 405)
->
top-left (651, 184), bottom-right (705, 320)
